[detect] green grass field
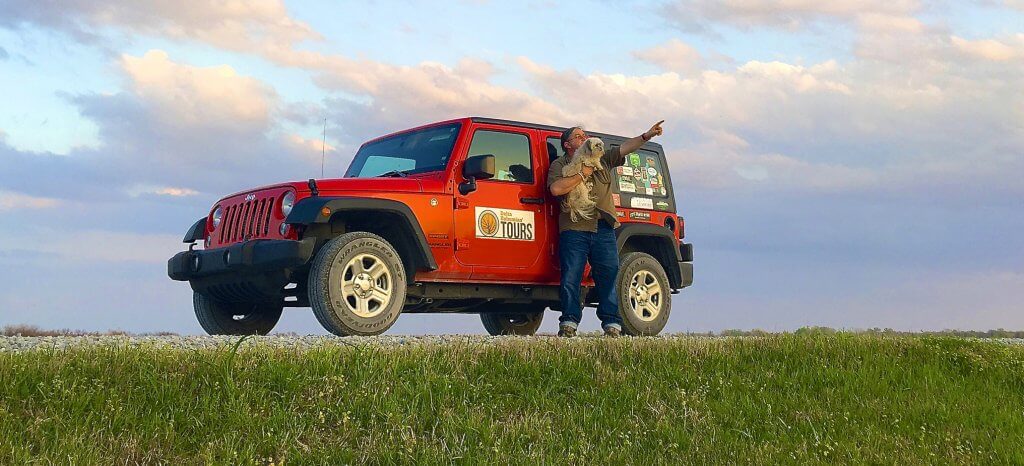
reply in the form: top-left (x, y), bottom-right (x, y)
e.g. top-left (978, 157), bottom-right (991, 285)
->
top-left (2, 334), bottom-right (1022, 464)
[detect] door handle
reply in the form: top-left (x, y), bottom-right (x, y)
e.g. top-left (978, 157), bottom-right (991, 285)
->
top-left (520, 197), bottom-right (544, 204)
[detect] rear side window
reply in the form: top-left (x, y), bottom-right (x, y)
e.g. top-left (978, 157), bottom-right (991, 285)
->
top-left (615, 149), bottom-right (668, 198)
top-left (468, 130), bottom-right (533, 183)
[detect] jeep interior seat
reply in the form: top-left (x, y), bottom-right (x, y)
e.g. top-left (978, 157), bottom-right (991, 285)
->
top-left (547, 142), bottom-right (560, 162)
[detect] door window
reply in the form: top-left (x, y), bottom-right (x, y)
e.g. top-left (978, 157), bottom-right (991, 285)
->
top-left (468, 130), bottom-right (533, 183)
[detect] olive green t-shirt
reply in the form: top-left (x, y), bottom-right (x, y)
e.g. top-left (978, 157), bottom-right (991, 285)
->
top-left (546, 146), bottom-right (626, 233)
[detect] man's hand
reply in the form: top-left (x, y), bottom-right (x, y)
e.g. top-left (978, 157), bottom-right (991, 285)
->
top-left (644, 120), bottom-right (665, 140)
top-left (580, 165), bottom-right (594, 177)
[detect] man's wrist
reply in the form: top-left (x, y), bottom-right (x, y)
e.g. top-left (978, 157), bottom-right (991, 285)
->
top-left (641, 132), bottom-right (652, 141)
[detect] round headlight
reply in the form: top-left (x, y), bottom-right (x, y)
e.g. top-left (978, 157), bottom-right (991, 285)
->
top-left (211, 206), bottom-right (223, 229)
top-left (280, 191), bottom-right (295, 217)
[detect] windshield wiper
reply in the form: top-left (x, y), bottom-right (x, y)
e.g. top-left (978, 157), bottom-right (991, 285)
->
top-left (377, 169), bottom-right (411, 178)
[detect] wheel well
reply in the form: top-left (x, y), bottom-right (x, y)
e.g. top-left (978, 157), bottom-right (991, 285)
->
top-left (620, 235), bottom-right (682, 289)
top-left (326, 211), bottom-right (425, 284)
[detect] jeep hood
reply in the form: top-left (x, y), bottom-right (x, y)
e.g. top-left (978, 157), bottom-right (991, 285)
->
top-left (218, 176), bottom-right (446, 202)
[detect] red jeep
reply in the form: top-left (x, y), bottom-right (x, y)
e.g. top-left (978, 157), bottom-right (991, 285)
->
top-left (168, 117), bottom-right (693, 336)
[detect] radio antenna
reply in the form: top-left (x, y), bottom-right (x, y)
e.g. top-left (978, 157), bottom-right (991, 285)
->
top-left (321, 117), bottom-right (327, 178)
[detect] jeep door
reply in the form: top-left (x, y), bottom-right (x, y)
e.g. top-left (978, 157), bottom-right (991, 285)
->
top-left (453, 124), bottom-right (548, 280)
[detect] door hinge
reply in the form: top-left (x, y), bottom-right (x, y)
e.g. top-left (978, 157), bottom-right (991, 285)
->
top-left (455, 198), bottom-right (470, 210)
top-left (456, 239), bottom-right (470, 250)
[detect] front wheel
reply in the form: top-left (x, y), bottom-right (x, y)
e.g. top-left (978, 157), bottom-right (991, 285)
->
top-left (480, 304), bottom-right (545, 335)
top-left (616, 252), bottom-right (671, 336)
top-left (308, 232), bottom-right (407, 336)
top-left (193, 292), bottom-right (282, 335)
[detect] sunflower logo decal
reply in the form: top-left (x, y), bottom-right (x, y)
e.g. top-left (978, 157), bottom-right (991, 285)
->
top-left (478, 210), bottom-right (499, 237)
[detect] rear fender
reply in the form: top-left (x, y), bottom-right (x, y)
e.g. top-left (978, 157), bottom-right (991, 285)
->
top-left (615, 223), bottom-right (684, 289)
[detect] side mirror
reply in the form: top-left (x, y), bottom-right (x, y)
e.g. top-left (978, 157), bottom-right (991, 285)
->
top-left (459, 154), bottom-right (495, 195)
top-left (463, 154), bottom-right (495, 180)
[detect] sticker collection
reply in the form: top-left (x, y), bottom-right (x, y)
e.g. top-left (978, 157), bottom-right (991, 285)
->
top-left (615, 152), bottom-right (667, 198)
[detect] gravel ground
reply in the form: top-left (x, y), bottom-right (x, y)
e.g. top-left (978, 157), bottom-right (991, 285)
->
top-left (0, 335), bottom-right (1021, 353)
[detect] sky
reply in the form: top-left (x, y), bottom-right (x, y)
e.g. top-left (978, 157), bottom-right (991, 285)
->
top-left (1, 0), bottom-right (1022, 335)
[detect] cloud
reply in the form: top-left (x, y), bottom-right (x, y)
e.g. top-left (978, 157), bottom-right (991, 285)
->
top-left (661, 0), bottom-right (923, 33)
top-left (126, 185), bottom-right (200, 197)
top-left (951, 35), bottom-right (1024, 62)
top-left (633, 39), bottom-right (703, 74)
top-left (0, 46), bottom-right (8, 60)
top-left (0, 0), bottom-right (319, 52)
top-left (121, 50), bottom-right (274, 130)
top-left (0, 190), bottom-right (59, 211)
top-left (0, 49), bottom-right (328, 212)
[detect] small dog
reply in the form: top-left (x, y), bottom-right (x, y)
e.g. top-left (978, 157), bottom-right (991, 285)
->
top-left (561, 137), bottom-right (605, 222)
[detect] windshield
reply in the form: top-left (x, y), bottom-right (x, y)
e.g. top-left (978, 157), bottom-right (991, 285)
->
top-left (345, 123), bottom-right (462, 178)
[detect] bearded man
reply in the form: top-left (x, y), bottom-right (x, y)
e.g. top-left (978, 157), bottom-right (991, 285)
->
top-left (546, 120), bottom-right (664, 337)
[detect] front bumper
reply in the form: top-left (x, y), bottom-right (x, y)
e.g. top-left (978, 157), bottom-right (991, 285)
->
top-left (168, 238), bottom-right (316, 281)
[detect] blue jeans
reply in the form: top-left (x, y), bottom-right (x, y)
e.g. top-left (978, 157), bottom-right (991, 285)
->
top-left (558, 219), bottom-right (623, 330)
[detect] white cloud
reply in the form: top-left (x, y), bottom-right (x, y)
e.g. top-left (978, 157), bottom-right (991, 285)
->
top-left (951, 35), bottom-right (1024, 61)
top-left (0, 190), bottom-right (59, 211)
top-left (126, 184), bottom-right (200, 197)
top-left (633, 39), bottom-right (703, 74)
top-left (121, 50), bottom-right (274, 130)
top-left (0, 0), bottom-right (319, 53)
top-left (661, 0), bottom-right (923, 33)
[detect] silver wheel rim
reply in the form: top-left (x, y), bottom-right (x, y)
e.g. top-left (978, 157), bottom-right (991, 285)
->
top-left (339, 253), bottom-right (392, 318)
top-left (628, 270), bottom-right (662, 322)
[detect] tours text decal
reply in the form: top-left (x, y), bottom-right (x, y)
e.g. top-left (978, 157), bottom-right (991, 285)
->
top-left (475, 207), bottom-right (535, 241)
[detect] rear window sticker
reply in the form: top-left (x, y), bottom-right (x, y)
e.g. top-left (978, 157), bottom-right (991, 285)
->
top-left (621, 166), bottom-right (633, 176)
top-left (630, 153), bottom-right (641, 166)
top-left (659, 187), bottom-right (666, 196)
top-left (630, 197), bottom-right (654, 209)
top-left (618, 180), bottom-right (636, 193)
top-left (612, 193), bottom-right (620, 206)
top-left (647, 167), bottom-right (657, 176)
top-left (629, 211), bottom-right (651, 221)
top-left (646, 187), bottom-right (653, 195)
top-left (655, 201), bottom-right (670, 210)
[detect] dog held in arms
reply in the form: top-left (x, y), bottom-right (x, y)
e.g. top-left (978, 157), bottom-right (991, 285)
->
top-left (561, 137), bottom-right (605, 222)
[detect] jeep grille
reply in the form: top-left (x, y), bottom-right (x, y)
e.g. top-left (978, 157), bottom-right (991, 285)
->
top-left (219, 196), bottom-right (276, 244)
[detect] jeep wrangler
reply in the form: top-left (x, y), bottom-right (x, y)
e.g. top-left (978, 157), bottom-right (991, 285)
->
top-left (168, 117), bottom-right (694, 336)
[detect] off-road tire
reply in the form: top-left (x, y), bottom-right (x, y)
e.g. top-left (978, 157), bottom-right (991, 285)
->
top-left (479, 304), bottom-right (545, 336)
top-left (616, 252), bottom-right (671, 336)
top-left (309, 232), bottom-right (407, 336)
top-left (193, 292), bottom-right (282, 336)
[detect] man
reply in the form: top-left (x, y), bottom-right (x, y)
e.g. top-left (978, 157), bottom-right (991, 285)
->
top-left (547, 121), bottom-right (665, 337)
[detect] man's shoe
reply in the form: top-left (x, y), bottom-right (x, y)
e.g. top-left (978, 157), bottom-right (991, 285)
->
top-left (603, 326), bottom-right (622, 337)
top-left (558, 325), bottom-right (577, 337)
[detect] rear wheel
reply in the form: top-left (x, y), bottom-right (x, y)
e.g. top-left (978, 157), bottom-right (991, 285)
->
top-left (479, 304), bottom-right (545, 336)
top-left (616, 252), bottom-right (671, 336)
top-left (193, 292), bottom-right (282, 335)
top-left (309, 232), bottom-right (407, 336)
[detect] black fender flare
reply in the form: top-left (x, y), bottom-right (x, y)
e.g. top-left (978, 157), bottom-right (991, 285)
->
top-left (285, 196), bottom-right (438, 271)
top-left (615, 223), bottom-right (683, 288)
top-left (183, 217), bottom-right (207, 243)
